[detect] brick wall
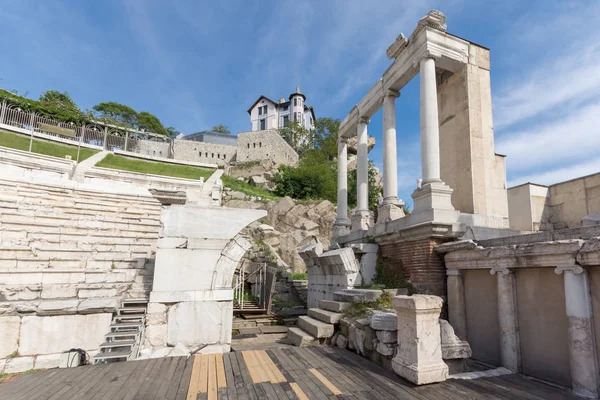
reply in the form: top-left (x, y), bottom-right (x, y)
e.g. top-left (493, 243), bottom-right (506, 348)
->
top-left (380, 237), bottom-right (450, 296)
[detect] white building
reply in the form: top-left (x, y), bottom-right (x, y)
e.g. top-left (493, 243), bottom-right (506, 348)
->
top-left (247, 87), bottom-right (316, 132)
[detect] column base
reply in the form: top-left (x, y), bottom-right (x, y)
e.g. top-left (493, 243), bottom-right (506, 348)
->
top-left (331, 218), bottom-right (351, 246)
top-left (351, 210), bottom-right (374, 232)
top-left (391, 358), bottom-right (449, 385)
top-left (412, 181), bottom-right (455, 212)
top-left (377, 202), bottom-right (405, 224)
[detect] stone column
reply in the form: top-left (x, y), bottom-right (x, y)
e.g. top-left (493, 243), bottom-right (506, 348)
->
top-left (446, 268), bottom-right (467, 341)
top-left (555, 265), bottom-right (599, 399)
top-left (334, 137), bottom-right (351, 234)
top-left (491, 267), bottom-right (520, 373)
top-left (351, 117), bottom-right (374, 231)
top-left (419, 56), bottom-right (441, 184)
top-left (391, 295), bottom-right (448, 384)
top-left (356, 117), bottom-right (369, 213)
top-left (377, 89), bottom-right (404, 224)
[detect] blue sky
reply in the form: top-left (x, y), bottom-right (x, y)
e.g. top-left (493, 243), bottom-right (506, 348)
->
top-left (1, 0), bottom-right (599, 206)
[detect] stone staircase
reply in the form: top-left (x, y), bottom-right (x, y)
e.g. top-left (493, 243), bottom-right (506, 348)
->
top-left (287, 299), bottom-right (350, 347)
top-left (92, 298), bottom-right (148, 364)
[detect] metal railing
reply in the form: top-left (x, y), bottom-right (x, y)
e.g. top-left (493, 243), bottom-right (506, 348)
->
top-left (233, 263), bottom-right (267, 311)
top-left (0, 100), bottom-right (171, 162)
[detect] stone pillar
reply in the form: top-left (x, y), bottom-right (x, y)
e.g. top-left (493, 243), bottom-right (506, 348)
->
top-left (334, 137), bottom-right (351, 237)
top-left (391, 295), bottom-right (448, 384)
top-left (555, 265), bottom-right (599, 398)
top-left (351, 117), bottom-right (374, 231)
top-left (377, 89), bottom-right (404, 224)
top-left (491, 267), bottom-right (520, 373)
top-left (419, 56), bottom-right (441, 184)
top-left (446, 268), bottom-right (467, 341)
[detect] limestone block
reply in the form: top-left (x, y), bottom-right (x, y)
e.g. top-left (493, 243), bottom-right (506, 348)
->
top-left (313, 200), bottom-right (335, 217)
top-left (287, 327), bottom-right (318, 347)
top-left (146, 324), bottom-right (168, 347)
top-left (250, 175), bottom-right (267, 187)
top-left (78, 298), bottom-right (118, 314)
top-left (169, 342), bottom-right (191, 357)
top-left (0, 316), bottom-right (21, 358)
top-left (153, 248), bottom-right (221, 292)
top-left (4, 356), bottom-right (34, 374)
top-left (272, 196), bottom-right (296, 215)
top-left (0, 286), bottom-right (41, 301)
top-left (295, 218), bottom-right (319, 232)
top-left (34, 353), bottom-right (61, 369)
top-left (37, 300), bottom-right (79, 315)
top-left (78, 289), bottom-right (117, 298)
top-left (167, 301), bottom-right (233, 347)
top-left (391, 295), bottom-right (448, 385)
top-left (19, 314), bottom-right (112, 355)
top-left (147, 303), bottom-right (167, 325)
top-left (297, 316), bottom-right (334, 338)
top-left (157, 237), bottom-right (188, 249)
top-left (336, 334), bottom-right (348, 349)
top-left (41, 285), bottom-right (78, 299)
top-left (376, 330), bottom-right (398, 344)
top-left (440, 319), bottom-right (472, 360)
top-left (257, 224), bottom-right (275, 232)
top-left (0, 359), bottom-right (6, 373)
top-left (364, 326), bottom-right (376, 351)
top-left (354, 325), bottom-right (366, 356)
top-left (370, 312), bottom-right (398, 331)
top-left (150, 347), bottom-right (172, 358)
top-left (348, 325), bottom-right (356, 350)
top-left (376, 342), bottom-right (395, 357)
top-left (187, 238), bottom-right (229, 250)
top-left (355, 318), bottom-right (371, 330)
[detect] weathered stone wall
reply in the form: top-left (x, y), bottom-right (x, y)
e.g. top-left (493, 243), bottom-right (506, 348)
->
top-left (128, 139), bottom-right (171, 158)
top-left (380, 237), bottom-right (449, 295)
top-left (237, 130), bottom-right (299, 166)
top-left (437, 44), bottom-right (509, 222)
top-left (0, 178), bottom-right (161, 373)
top-left (173, 140), bottom-right (237, 167)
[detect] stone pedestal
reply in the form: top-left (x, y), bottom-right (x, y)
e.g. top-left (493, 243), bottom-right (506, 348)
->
top-left (351, 210), bottom-right (374, 231)
top-left (391, 295), bottom-right (448, 384)
top-left (376, 202), bottom-right (405, 224)
top-left (411, 182), bottom-right (454, 213)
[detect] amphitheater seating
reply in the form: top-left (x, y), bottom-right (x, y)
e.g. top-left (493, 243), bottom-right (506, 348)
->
top-left (0, 178), bottom-right (162, 309)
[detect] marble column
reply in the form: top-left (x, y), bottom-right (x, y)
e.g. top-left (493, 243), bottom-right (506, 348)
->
top-left (335, 137), bottom-right (351, 231)
top-left (555, 265), bottom-right (599, 399)
top-left (491, 267), bottom-right (521, 373)
top-left (377, 89), bottom-right (404, 224)
top-left (356, 117), bottom-right (369, 213)
top-left (419, 56), bottom-right (441, 184)
top-left (447, 268), bottom-right (467, 341)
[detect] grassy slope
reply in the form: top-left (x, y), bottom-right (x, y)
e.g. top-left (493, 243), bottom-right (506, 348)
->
top-left (221, 174), bottom-right (280, 200)
top-left (96, 154), bottom-right (215, 180)
top-left (0, 129), bottom-right (99, 161)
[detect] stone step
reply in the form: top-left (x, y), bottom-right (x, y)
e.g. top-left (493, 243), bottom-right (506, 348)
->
top-left (308, 308), bottom-right (344, 324)
top-left (287, 327), bottom-right (319, 347)
top-left (93, 350), bottom-right (131, 363)
top-left (297, 316), bottom-right (334, 339)
top-left (99, 340), bottom-right (136, 349)
top-left (318, 300), bottom-right (351, 313)
top-left (0, 212), bottom-right (160, 230)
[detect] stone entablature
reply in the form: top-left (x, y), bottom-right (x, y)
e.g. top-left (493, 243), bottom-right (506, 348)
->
top-left (437, 227), bottom-right (600, 398)
top-left (237, 130), bottom-right (299, 166)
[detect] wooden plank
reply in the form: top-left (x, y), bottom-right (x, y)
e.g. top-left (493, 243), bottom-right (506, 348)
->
top-left (171, 357), bottom-right (195, 400)
top-left (0, 369), bottom-right (57, 400)
top-left (264, 350), bottom-right (295, 383)
top-left (260, 382), bottom-right (279, 400)
top-left (299, 348), bottom-right (361, 394)
top-left (287, 369), bottom-right (327, 400)
top-left (87, 358), bottom-right (137, 400)
top-left (100, 360), bottom-right (150, 400)
top-left (289, 382), bottom-right (310, 400)
top-left (186, 355), bottom-right (203, 400)
top-left (309, 368), bottom-right (342, 396)
top-left (26, 367), bottom-right (82, 400)
top-left (235, 351), bottom-right (260, 400)
top-left (222, 352), bottom-right (238, 400)
top-left (260, 351), bottom-right (287, 383)
top-left (270, 383), bottom-right (292, 400)
top-left (252, 382), bottom-right (269, 400)
top-left (47, 364), bottom-right (100, 400)
top-left (141, 357), bottom-right (177, 400)
top-left (217, 386), bottom-right (230, 400)
top-left (154, 357), bottom-right (185, 400)
top-left (250, 351), bottom-right (277, 384)
top-left (199, 354), bottom-right (210, 393)
top-left (133, 357), bottom-right (169, 400)
top-left (121, 359), bottom-right (163, 400)
top-left (216, 353), bottom-right (228, 388)
top-left (208, 354), bottom-right (218, 400)
top-left (69, 363), bottom-right (118, 400)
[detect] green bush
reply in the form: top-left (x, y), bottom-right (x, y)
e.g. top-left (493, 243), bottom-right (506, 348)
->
top-left (289, 272), bottom-right (308, 280)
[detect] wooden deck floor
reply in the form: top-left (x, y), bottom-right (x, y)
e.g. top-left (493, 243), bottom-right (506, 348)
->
top-left (0, 346), bottom-right (579, 400)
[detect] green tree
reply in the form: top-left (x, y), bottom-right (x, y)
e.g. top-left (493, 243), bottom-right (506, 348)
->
top-left (348, 161), bottom-right (383, 213)
top-left (137, 111), bottom-right (168, 136)
top-left (39, 90), bottom-right (80, 114)
top-left (278, 120), bottom-right (315, 155)
top-left (93, 102), bottom-right (138, 127)
top-left (313, 117), bottom-right (339, 162)
top-left (166, 126), bottom-right (180, 137)
top-left (212, 124), bottom-right (231, 135)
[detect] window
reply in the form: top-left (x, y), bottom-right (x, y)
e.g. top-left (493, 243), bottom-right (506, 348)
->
top-left (247, 143), bottom-right (250, 148)
top-left (282, 105), bottom-right (289, 111)
top-left (293, 98), bottom-right (297, 106)
top-left (283, 115), bottom-right (289, 125)
top-left (217, 154), bottom-right (220, 159)
top-left (260, 119), bottom-right (266, 130)
top-left (259, 142), bottom-right (262, 148)
top-left (205, 152), bottom-right (208, 157)
top-left (211, 153), bottom-right (214, 158)
top-left (223, 155), bottom-right (227, 160)
top-left (258, 107), bottom-right (263, 116)
top-left (253, 143), bottom-right (256, 148)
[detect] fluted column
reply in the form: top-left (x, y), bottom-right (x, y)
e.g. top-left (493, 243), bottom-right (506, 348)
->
top-left (555, 265), bottom-right (599, 398)
top-left (336, 137), bottom-right (350, 226)
top-left (382, 89), bottom-right (400, 203)
top-left (356, 117), bottom-right (369, 213)
top-left (419, 56), bottom-right (441, 184)
top-left (491, 267), bottom-right (520, 373)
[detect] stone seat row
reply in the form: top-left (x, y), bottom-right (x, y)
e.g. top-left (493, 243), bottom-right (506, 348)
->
top-left (0, 229), bottom-right (157, 246)
top-left (287, 299), bottom-right (350, 347)
top-left (0, 212), bottom-right (160, 229)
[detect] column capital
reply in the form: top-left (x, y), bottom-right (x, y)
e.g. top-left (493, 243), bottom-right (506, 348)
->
top-left (490, 266), bottom-right (512, 276)
top-left (446, 268), bottom-right (462, 276)
top-left (555, 265), bottom-right (585, 275)
top-left (338, 136), bottom-right (349, 144)
top-left (384, 89), bottom-right (400, 99)
top-left (413, 50), bottom-right (441, 69)
top-left (358, 116), bottom-right (370, 125)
